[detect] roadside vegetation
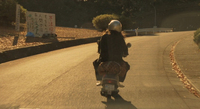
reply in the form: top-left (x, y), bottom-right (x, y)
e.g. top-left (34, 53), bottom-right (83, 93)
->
top-left (0, 0), bottom-right (26, 25)
top-left (194, 28), bottom-right (200, 48)
top-left (1, 0), bottom-right (200, 29)
top-left (92, 14), bottom-right (133, 31)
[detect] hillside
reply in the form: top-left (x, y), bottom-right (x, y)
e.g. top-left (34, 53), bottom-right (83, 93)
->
top-left (0, 26), bottom-right (102, 52)
top-left (1, 0), bottom-right (200, 52)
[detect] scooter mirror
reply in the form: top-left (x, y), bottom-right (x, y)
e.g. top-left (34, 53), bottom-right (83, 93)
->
top-left (97, 40), bottom-right (100, 45)
top-left (127, 43), bottom-right (131, 48)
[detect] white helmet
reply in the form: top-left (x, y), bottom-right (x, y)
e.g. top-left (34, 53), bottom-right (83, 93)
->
top-left (108, 20), bottom-right (122, 32)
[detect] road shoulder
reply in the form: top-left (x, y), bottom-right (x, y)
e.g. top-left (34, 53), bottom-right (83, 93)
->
top-left (175, 36), bottom-right (200, 93)
top-left (163, 35), bottom-right (200, 108)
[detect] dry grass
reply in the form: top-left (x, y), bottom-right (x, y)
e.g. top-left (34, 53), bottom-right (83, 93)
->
top-left (0, 26), bottom-right (103, 52)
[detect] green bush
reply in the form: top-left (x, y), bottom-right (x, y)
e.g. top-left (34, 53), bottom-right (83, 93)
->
top-left (92, 14), bottom-right (119, 31)
top-left (193, 28), bottom-right (200, 45)
top-left (92, 14), bottom-right (135, 31)
top-left (0, 0), bottom-right (26, 25)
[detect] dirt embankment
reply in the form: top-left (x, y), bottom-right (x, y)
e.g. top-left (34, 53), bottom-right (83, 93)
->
top-left (0, 26), bottom-right (103, 52)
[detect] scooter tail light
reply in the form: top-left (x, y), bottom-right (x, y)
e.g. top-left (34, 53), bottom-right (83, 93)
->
top-left (108, 80), bottom-right (112, 83)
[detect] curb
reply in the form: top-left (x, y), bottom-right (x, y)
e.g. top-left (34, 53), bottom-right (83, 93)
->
top-left (0, 37), bottom-right (101, 64)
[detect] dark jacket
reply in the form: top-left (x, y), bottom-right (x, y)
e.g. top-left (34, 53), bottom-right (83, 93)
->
top-left (98, 31), bottom-right (128, 62)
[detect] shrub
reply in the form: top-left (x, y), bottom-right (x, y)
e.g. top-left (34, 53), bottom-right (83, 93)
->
top-left (193, 28), bottom-right (200, 45)
top-left (92, 14), bottom-right (119, 31)
top-left (92, 14), bottom-right (135, 31)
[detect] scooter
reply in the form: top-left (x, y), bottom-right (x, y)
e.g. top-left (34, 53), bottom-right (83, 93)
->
top-left (100, 43), bottom-right (131, 97)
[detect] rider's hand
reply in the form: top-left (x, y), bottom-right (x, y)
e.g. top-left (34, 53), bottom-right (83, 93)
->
top-left (123, 54), bottom-right (128, 57)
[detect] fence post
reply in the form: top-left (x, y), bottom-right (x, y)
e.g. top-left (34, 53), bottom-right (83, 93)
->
top-left (135, 28), bottom-right (138, 36)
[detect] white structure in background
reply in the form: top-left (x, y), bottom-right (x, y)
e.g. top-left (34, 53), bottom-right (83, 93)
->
top-left (124, 27), bottom-right (173, 36)
top-left (15, 4), bottom-right (20, 31)
top-left (26, 11), bottom-right (56, 37)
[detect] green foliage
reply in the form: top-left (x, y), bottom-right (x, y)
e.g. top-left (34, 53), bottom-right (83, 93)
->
top-left (12, 0), bottom-right (200, 28)
top-left (119, 16), bottom-right (135, 29)
top-left (92, 14), bottom-right (135, 30)
top-left (20, 6), bottom-right (27, 23)
top-left (0, 0), bottom-right (26, 25)
top-left (193, 28), bottom-right (200, 45)
top-left (92, 14), bottom-right (119, 31)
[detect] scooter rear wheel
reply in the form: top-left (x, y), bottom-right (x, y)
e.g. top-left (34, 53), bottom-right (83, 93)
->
top-left (111, 91), bottom-right (119, 96)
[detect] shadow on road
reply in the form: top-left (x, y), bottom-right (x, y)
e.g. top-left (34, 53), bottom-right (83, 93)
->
top-left (102, 94), bottom-right (137, 109)
top-left (0, 104), bottom-right (20, 109)
top-left (25, 37), bottom-right (59, 43)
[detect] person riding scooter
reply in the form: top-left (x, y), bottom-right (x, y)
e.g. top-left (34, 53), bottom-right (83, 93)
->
top-left (93, 20), bottom-right (130, 87)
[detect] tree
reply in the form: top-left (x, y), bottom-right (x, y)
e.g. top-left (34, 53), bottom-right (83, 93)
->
top-left (15, 0), bottom-right (199, 28)
top-left (0, 0), bottom-right (26, 25)
top-left (92, 14), bottom-right (135, 30)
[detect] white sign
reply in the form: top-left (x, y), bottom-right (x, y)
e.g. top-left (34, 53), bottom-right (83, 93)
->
top-left (26, 11), bottom-right (56, 37)
top-left (15, 4), bottom-right (20, 31)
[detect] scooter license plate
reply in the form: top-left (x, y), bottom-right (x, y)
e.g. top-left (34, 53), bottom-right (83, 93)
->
top-left (105, 84), bottom-right (115, 90)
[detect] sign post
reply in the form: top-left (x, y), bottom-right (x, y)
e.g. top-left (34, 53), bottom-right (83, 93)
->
top-left (13, 4), bottom-right (20, 46)
top-left (15, 4), bottom-right (20, 31)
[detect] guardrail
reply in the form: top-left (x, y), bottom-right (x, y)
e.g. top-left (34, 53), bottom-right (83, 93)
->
top-left (123, 28), bottom-right (173, 36)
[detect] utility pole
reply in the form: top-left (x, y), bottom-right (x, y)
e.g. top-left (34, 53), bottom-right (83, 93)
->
top-left (153, 5), bottom-right (157, 28)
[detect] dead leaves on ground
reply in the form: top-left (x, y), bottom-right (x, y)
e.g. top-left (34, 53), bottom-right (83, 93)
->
top-left (170, 41), bottom-right (200, 98)
top-left (0, 26), bottom-right (102, 51)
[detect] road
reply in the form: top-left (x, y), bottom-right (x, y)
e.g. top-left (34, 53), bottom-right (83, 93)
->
top-left (0, 31), bottom-right (200, 109)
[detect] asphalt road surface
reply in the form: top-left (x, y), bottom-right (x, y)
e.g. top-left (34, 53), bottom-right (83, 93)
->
top-left (0, 31), bottom-right (200, 109)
